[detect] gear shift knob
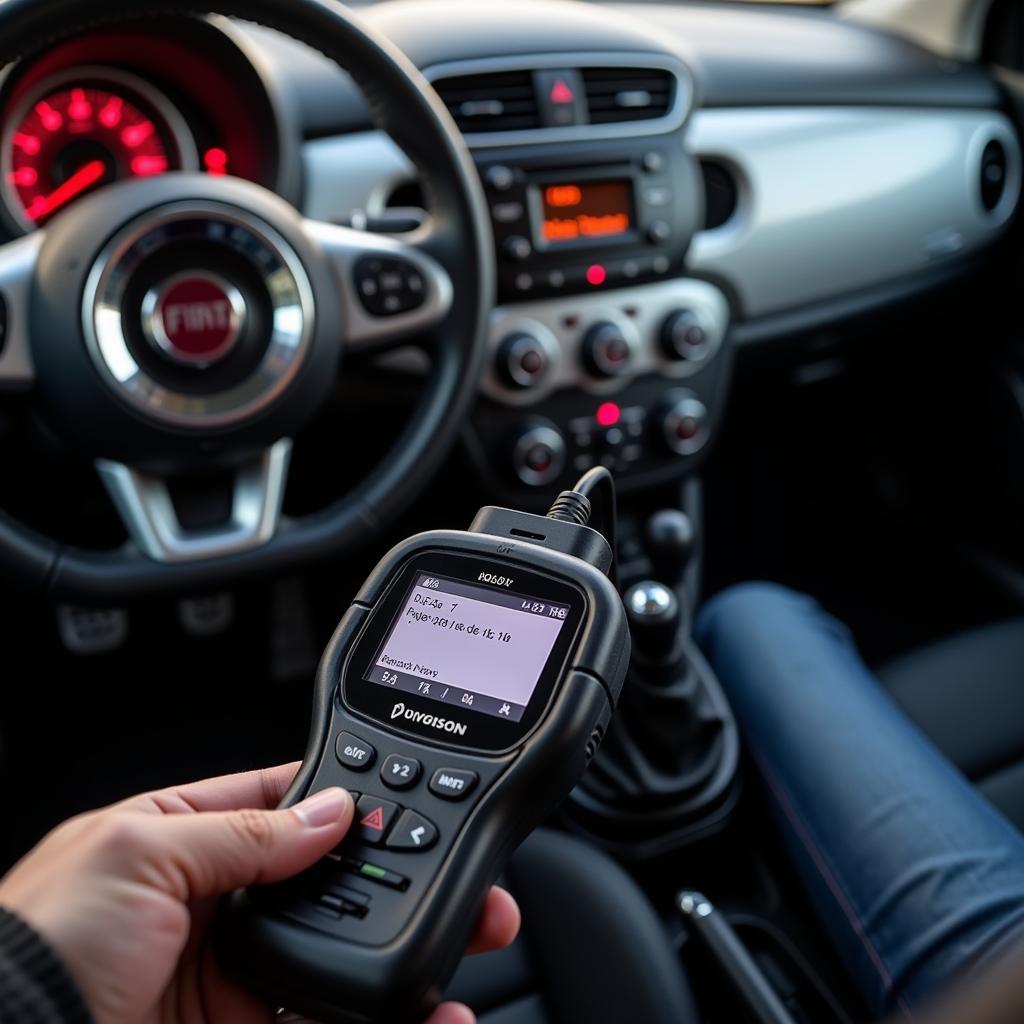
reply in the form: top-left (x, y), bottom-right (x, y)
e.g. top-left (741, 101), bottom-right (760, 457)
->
top-left (646, 509), bottom-right (695, 588)
top-left (625, 580), bottom-right (680, 661)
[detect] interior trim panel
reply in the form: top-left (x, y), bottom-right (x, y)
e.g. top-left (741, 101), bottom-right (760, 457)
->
top-left (301, 104), bottom-right (1020, 328)
top-left (686, 106), bottom-right (1020, 319)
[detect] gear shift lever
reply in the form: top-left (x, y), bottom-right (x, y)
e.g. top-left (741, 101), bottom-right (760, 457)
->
top-left (565, 508), bottom-right (738, 856)
top-left (646, 509), bottom-right (695, 590)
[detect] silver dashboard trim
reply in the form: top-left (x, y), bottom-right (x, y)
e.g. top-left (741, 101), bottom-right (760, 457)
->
top-left (424, 51), bottom-right (694, 149)
top-left (686, 106), bottom-right (1022, 319)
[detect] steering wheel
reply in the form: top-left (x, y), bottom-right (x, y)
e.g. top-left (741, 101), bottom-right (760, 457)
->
top-left (0, 0), bottom-right (493, 601)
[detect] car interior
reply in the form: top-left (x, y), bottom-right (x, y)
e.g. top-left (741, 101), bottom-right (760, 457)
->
top-left (1, 0), bottom-right (1023, 1020)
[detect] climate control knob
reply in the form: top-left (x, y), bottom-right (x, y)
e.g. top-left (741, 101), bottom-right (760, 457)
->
top-left (496, 333), bottom-right (551, 390)
top-left (582, 322), bottom-right (635, 378)
top-left (661, 309), bottom-right (712, 362)
top-left (511, 422), bottom-right (566, 486)
top-left (661, 393), bottom-right (709, 455)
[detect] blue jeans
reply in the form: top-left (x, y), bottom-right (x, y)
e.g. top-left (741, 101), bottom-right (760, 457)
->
top-left (695, 583), bottom-right (1024, 1019)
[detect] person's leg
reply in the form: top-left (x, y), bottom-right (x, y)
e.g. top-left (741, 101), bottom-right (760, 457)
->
top-left (695, 583), bottom-right (1024, 1019)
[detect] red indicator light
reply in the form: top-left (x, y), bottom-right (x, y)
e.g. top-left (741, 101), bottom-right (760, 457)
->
top-left (596, 402), bottom-right (621, 428)
top-left (68, 88), bottom-right (92, 122)
top-left (35, 101), bottom-right (62, 132)
top-left (203, 147), bottom-right (229, 176)
top-left (12, 133), bottom-right (40, 156)
top-left (130, 154), bottom-right (167, 176)
top-left (98, 97), bottom-right (123, 128)
top-left (121, 121), bottom-right (154, 148)
top-left (585, 264), bottom-right (607, 286)
top-left (549, 78), bottom-right (574, 104)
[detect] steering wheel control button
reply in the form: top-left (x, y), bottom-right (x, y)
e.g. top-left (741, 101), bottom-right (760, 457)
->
top-left (386, 810), bottom-right (439, 852)
top-left (582, 322), bottom-right (636, 378)
top-left (354, 257), bottom-right (426, 317)
top-left (429, 768), bottom-right (479, 801)
top-left (335, 732), bottom-right (376, 771)
top-left (497, 333), bottom-right (551, 390)
top-left (512, 423), bottom-right (566, 487)
top-left (356, 795), bottom-right (399, 846)
top-left (141, 272), bottom-right (246, 367)
top-left (661, 310), bottom-right (711, 362)
top-left (380, 754), bottom-right (422, 790)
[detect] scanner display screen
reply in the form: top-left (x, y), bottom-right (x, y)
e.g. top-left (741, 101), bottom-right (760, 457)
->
top-left (366, 572), bottom-right (570, 722)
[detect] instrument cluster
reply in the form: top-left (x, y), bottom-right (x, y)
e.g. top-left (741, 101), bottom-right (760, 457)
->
top-left (0, 16), bottom-right (294, 235)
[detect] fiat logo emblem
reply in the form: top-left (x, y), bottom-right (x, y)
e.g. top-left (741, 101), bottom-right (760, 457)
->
top-left (141, 272), bottom-right (246, 366)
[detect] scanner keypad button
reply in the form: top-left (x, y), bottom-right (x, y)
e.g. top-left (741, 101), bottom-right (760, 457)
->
top-left (336, 732), bottom-right (375, 771)
top-left (380, 754), bottom-right (421, 790)
top-left (429, 767), bottom-right (478, 801)
top-left (386, 810), bottom-right (438, 852)
top-left (356, 795), bottom-right (399, 845)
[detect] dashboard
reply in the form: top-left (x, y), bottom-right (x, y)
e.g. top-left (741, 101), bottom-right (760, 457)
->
top-left (0, 0), bottom-right (1020, 530)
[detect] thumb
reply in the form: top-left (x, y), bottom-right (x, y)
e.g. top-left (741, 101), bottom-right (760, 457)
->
top-left (142, 787), bottom-right (353, 901)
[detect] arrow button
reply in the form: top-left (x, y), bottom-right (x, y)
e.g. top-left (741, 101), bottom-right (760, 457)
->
top-left (386, 809), bottom-right (438, 852)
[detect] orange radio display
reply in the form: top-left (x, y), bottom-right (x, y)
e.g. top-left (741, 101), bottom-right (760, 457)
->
top-left (538, 179), bottom-right (633, 244)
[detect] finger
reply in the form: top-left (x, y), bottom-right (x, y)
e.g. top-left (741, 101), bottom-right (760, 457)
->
top-left (124, 763), bottom-right (302, 816)
top-left (141, 787), bottom-right (353, 900)
top-left (465, 886), bottom-right (520, 956)
top-left (425, 1003), bottom-right (475, 1024)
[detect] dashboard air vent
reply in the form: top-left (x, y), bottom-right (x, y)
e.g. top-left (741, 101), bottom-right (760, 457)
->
top-left (581, 66), bottom-right (675, 124)
top-left (980, 139), bottom-right (1008, 213)
top-left (432, 71), bottom-right (540, 134)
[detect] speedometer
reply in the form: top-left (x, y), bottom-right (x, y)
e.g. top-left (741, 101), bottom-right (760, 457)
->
top-left (1, 67), bottom-right (197, 230)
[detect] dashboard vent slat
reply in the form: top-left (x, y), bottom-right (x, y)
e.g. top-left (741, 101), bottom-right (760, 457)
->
top-left (581, 67), bottom-right (675, 124)
top-left (432, 70), bottom-right (540, 134)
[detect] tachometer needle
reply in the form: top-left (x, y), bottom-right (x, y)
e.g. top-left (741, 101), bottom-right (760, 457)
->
top-left (27, 158), bottom-right (106, 220)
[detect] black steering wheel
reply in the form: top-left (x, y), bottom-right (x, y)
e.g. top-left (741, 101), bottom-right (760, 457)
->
top-left (0, 0), bottom-right (493, 601)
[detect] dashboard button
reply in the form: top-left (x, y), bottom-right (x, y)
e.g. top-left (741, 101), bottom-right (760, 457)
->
top-left (485, 165), bottom-right (515, 191)
top-left (429, 768), bottom-right (479, 800)
top-left (503, 235), bottom-right (532, 262)
top-left (492, 201), bottom-right (525, 223)
top-left (497, 333), bottom-right (551, 390)
top-left (336, 732), bottom-right (375, 771)
top-left (356, 795), bottom-right (400, 845)
top-left (661, 394), bottom-right (709, 456)
top-left (661, 310), bottom-right (711, 362)
top-left (582, 322), bottom-right (635, 378)
top-left (386, 810), bottom-right (439, 851)
top-left (647, 220), bottom-right (671, 244)
top-left (642, 151), bottom-right (665, 173)
top-left (380, 754), bottom-right (421, 790)
top-left (511, 423), bottom-right (566, 486)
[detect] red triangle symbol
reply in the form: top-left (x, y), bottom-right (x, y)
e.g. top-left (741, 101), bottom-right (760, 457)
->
top-left (550, 79), bottom-right (574, 104)
top-left (361, 806), bottom-right (385, 830)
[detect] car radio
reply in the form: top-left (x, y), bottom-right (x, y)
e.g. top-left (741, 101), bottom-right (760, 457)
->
top-left (478, 136), bottom-right (702, 301)
top-left (215, 471), bottom-right (629, 1023)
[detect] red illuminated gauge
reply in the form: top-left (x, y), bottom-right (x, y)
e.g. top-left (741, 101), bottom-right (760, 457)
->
top-left (1, 68), bottom-right (197, 230)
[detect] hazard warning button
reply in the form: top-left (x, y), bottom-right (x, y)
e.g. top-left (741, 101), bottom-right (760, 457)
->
top-left (355, 795), bottom-right (399, 846)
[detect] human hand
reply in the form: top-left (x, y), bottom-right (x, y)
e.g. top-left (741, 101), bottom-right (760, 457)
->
top-left (0, 763), bottom-right (520, 1024)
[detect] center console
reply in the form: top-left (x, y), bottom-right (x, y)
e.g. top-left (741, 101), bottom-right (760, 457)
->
top-left (435, 56), bottom-right (733, 506)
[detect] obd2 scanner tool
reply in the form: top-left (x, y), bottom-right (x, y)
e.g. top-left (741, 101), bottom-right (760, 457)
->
top-left (216, 469), bottom-right (629, 1023)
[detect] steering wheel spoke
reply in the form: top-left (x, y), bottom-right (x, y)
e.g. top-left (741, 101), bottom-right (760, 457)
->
top-left (96, 440), bottom-right (292, 563)
top-left (0, 232), bottom-right (41, 388)
top-left (304, 219), bottom-right (453, 354)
